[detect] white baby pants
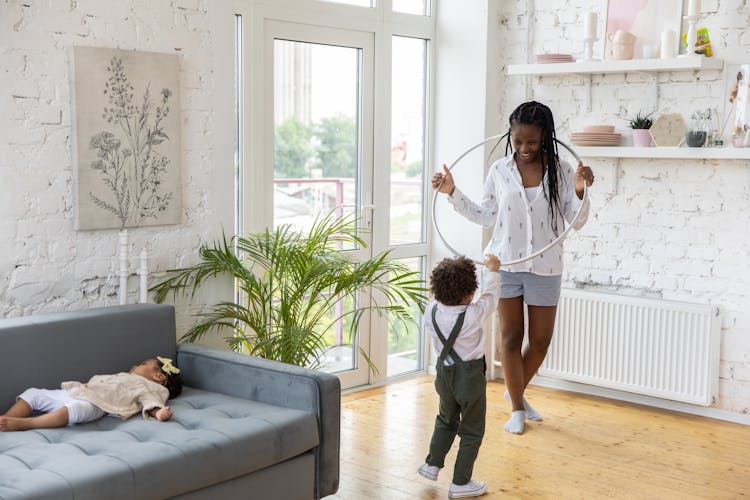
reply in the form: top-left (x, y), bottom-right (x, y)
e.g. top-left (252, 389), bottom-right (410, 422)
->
top-left (18, 388), bottom-right (106, 425)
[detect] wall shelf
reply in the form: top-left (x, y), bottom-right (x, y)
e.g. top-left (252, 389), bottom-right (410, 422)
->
top-left (572, 146), bottom-right (750, 160)
top-left (507, 56), bottom-right (723, 76)
top-left (507, 55), bottom-right (740, 161)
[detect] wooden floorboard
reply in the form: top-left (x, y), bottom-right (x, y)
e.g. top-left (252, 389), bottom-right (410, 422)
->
top-left (328, 376), bottom-right (749, 499)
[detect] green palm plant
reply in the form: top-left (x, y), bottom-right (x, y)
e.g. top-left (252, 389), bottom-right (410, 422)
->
top-left (150, 212), bottom-right (428, 371)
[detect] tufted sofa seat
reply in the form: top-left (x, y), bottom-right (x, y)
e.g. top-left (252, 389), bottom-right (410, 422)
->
top-left (0, 304), bottom-right (340, 500)
top-left (0, 388), bottom-right (319, 499)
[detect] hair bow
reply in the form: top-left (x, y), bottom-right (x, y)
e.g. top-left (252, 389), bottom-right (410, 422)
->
top-left (157, 356), bottom-right (180, 375)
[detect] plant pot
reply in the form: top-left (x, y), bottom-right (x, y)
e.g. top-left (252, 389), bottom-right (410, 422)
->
top-left (632, 129), bottom-right (653, 147)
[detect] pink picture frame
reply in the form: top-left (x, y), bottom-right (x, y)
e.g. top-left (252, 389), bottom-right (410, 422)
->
top-left (604, 0), bottom-right (683, 60)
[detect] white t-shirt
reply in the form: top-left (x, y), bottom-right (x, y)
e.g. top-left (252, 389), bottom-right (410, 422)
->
top-left (448, 154), bottom-right (589, 276)
top-left (425, 271), bottom-right (500, 365)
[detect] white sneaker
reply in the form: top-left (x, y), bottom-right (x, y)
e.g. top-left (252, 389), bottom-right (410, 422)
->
top-left (449, 479), bottom-right (487, 498)
top-left (417, 463), bottom-right (440, 481)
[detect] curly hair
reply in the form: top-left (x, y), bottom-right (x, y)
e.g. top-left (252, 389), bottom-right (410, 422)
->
top-left (429, 256), bottom-right (478, 306)
top-left (157, 359), bottom-right (184, 399)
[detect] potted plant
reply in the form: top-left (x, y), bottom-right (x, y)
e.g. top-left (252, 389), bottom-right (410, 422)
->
top-left (150, 212), bottom-right (428, 371)
top-left (628, 111), bottom-right (654, 147)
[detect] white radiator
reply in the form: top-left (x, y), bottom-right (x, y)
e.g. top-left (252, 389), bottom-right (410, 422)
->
top-left (538, 289), bottom-right (721, 406)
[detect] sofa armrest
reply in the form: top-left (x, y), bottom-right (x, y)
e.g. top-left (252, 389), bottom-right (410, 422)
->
top-left (177, 343), bottom-right (340, 498)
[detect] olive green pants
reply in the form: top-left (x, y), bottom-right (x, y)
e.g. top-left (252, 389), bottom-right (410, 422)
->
top-left (425, 357), bottom-right (486, 485)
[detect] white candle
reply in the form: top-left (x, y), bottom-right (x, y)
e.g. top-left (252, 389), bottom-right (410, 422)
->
top-left (687, 0), bottom-right (700, 17)
top-left (584, 12), bottom-right (597, 40)
top-left (660, 29), bottom-right (676, 59)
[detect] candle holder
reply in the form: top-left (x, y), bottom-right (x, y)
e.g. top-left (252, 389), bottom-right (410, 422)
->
top-left (118, 229), bottom-right (129, 305)
top-left (679, 14), bottom-right (701, 58)
top-left (582, 37), bottom-right (599, 62)
top-left (139, 248), bottom-right (149, 304)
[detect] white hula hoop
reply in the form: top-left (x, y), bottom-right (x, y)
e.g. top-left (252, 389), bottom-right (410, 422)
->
top-left (432, 133), bottom-right (589, 266)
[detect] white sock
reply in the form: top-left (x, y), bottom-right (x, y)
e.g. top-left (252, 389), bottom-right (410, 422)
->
top-left (504, 390), bottom-right (543, 422)
top-left (504, 410), bottom-right (526, 434)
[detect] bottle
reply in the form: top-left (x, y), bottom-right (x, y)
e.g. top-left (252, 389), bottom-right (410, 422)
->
top-left (732, 126), bottom-right (744, 148)
top-left (686, 111), bottom-right (707, 147)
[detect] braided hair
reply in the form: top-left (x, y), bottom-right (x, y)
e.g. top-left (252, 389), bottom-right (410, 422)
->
top-left (504, 101), bottom-right (564, 234)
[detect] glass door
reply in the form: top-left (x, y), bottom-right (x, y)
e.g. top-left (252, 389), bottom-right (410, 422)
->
top-left (266, 20), bottom-right (374, 388)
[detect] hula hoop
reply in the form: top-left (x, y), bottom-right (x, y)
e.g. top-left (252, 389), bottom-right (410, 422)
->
top-left (432, 133), bottom-right (589, 266)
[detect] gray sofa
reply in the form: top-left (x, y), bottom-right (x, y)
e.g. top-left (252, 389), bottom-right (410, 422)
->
top-left (0, 304), bottom-right (340, 500)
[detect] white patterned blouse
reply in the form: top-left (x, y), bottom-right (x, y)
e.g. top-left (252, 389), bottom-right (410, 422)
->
top-left (447, 154), bottom-right (589, 276)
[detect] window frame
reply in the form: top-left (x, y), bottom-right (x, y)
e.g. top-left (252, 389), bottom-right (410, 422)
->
top-left (235, 0), bottom-right (436, 386)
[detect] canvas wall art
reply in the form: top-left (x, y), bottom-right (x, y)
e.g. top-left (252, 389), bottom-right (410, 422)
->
top-left (72, 47), bottom-right (182, 230)
top-left (604, 0), bottom-right (682, 60)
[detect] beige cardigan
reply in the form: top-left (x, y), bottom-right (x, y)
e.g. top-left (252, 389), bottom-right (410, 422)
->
top-left (63, 372), bottom-right (169, 420)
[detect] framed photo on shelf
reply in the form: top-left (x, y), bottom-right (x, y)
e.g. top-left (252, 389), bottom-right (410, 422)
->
top-left (604, 0), bottom-right (682, 60)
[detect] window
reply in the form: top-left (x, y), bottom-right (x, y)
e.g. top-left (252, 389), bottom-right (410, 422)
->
top-left (393, 0), bottom-right (429, 15)
top-left (390, 35), bottom-right (427, 246)
top-left (237, 0), bottom-right (434, 387)
top-left (321, 0), bottom-right (373, 7)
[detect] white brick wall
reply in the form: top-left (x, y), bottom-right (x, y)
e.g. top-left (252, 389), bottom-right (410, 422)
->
top-left (2, 1), bottom-right (748, 416)
top-left (496, 2), bottom-right (750, 414)
top-left (0, 0), bottom-right (235, 345)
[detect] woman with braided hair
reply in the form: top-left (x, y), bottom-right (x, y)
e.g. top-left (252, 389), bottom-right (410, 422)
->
top-left (432, 101), bottom-right (595, 435)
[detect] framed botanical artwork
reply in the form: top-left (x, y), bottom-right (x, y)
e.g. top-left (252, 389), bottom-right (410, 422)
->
top-left (604, 0), bottom-right (683, 60)
top-left (71, 47), bottom-right (182, 230)
top-left (721, 64), bottom-right (750, 140)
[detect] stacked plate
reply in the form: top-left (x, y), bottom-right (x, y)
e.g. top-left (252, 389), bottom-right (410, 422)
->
top-left (535, 53), bottom-right (574, 64)
top-left (570, 126), bottom-right (621, 146)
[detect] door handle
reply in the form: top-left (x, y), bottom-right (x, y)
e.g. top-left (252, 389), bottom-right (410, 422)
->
top-left (361, 204), bottom-right (375, 228)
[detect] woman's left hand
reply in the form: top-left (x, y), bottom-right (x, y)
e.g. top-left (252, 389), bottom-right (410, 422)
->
top-left (575, 161), bottom-right (594, 198)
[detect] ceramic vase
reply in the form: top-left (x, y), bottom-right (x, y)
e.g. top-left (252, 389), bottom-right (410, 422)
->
top-left (685, 130), bottom-right (707, 147)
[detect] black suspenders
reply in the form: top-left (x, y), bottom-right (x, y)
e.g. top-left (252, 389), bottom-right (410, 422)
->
top-left (432, 305), bottom-right (466, 365)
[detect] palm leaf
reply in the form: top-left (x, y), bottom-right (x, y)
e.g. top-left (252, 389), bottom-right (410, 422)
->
top-left (151, 211), bottom-right (428, 372)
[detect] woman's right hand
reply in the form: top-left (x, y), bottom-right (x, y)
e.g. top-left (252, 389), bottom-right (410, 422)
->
top-left (431, 164), bottom-right (455, 196)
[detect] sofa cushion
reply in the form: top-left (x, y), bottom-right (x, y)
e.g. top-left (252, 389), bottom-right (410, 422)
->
top-left (0, 387), bottom-right (320, 500)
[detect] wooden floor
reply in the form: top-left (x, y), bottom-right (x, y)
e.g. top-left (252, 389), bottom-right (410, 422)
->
top-left (328, 376), bottom-right (749, 499)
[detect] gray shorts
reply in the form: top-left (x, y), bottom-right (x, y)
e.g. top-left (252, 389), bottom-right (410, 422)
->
top-left (499, 271), bottom-right (562, 306)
